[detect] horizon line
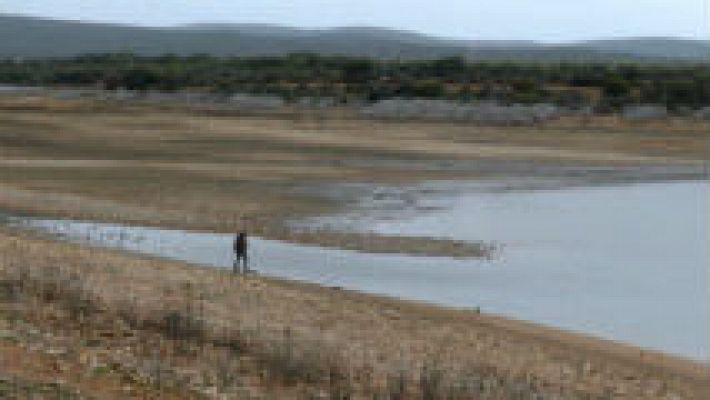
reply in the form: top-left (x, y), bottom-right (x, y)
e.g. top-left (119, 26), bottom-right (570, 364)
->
top-left (3, 12), bottom-right (708, 45)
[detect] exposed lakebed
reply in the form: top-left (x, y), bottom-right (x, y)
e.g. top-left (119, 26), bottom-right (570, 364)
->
top-left (3, 179), bottom-right (707, 361)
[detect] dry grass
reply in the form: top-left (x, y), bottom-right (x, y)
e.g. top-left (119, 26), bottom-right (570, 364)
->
top-left (0, 231), bottom-right (706, 399)
top-left (0, 98), bottom-right (708, 398)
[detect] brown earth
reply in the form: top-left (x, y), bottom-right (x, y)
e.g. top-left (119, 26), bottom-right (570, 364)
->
top-left (0, 98), bottom-right (708, 398)
top-left (0, 230), bottom-right (707, 399)
top-left (0, 97), bottom-right (706, 256)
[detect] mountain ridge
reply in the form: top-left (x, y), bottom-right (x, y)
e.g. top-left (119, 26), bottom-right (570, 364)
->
top-left (2, 14), bottom-right (708, 61)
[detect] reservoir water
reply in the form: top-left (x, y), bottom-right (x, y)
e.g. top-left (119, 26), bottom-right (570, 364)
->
top-left (5, 179), bottom-right (707, 361)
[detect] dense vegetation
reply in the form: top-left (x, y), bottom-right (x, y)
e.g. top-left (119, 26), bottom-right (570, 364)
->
top-left (2, 53), bottom-right (709, 111)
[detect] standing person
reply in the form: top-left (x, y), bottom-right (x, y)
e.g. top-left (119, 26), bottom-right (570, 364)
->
top-left (233, 232), bottom-right (248, 273)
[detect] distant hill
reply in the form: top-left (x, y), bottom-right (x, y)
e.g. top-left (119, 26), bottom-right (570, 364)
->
top-left (584, 38), bottom-right (710, 61)
top-left (2, 14), bottom-right (709, 62)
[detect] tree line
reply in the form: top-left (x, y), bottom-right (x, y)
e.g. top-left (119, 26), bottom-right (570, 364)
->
top-left (1, 53), bottom-right (709, 111)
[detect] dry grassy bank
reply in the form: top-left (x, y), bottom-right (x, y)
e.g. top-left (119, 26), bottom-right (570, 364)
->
top-left (0, 231), bottom-right (707, 399)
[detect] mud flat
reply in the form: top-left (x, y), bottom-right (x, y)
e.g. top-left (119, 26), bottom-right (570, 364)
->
top-left (0, 100), bottom-right (707, 254)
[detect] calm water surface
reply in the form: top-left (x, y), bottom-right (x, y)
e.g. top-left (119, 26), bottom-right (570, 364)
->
top-left (5, 180), bottom-right (707, 361)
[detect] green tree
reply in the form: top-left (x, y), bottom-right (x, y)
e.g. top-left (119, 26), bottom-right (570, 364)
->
top-left (121, 67), bottom-right (161, 91)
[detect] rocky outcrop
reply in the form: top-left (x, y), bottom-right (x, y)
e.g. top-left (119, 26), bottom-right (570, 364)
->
top-left (361, 99), bottom-right (561, 125)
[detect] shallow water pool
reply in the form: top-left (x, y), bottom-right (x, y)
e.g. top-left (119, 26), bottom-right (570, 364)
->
top-left (5, 179), bottom-right (707, 361)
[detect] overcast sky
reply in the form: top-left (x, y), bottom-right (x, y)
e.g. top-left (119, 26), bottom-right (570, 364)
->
top-left (2, 0), bottom-right (708, 42)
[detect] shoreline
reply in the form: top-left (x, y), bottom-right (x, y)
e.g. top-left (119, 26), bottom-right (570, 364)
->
top-left (0, 163), bottom-right (705, 259)
top-left (0, 99), bottom-right (708, 397)
top-left (3, 201), bottom-right (706, 365)
top-left (1, 229), bottom-right (707, 399)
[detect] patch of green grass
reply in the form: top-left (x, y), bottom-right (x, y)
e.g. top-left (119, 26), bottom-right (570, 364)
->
top-left (92, 366), bottom-right (111, 376)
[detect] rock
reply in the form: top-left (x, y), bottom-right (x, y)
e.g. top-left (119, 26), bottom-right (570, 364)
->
top-left (361, 99), bottom-right (561, 125)
top-left (45, 347), bottom-right (67, 356)
top-left (694, 107), bottom-right (710, 120)
top-left (622, 104), bottom-right (668, 121)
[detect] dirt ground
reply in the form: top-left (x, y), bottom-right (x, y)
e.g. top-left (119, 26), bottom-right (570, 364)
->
top-left (0, 97), bottom-right (706, 255)
top-left (0, 97), bottom-right (708, 398)
top-left (0, 230), bottom-right (707, 399)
